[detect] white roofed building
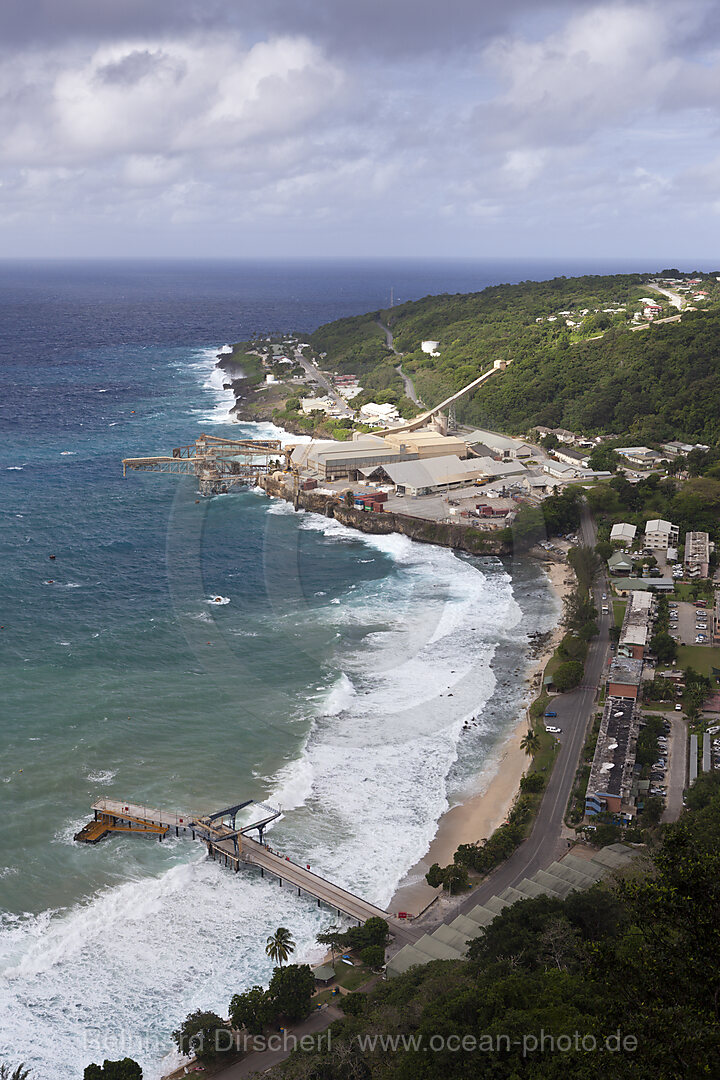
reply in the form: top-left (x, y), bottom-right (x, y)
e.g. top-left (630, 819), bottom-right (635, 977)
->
top-left (645, 519), bottom-right (679, 550)
top-left (610, 522), bottom-right (637, 543)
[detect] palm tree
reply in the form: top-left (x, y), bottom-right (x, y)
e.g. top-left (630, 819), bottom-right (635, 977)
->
top-left (266, 926), bottom-right (296, 967)
top-left (520, 728), bottom-right (541, 757)
top-left (0, 1065), bottom-right (32, 1080)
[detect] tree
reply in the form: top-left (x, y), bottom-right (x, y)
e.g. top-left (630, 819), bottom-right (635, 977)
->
top-left (590, 822), bottom-right (621, 846)
top-left (172, 1010), bottom-right (230, 1063)
top-left (339, 993), bottom-right (365, 1016)
top-left (595, 539), bottom-right (615, 561)
top-left (520, 729), bottom-right (541, 756)
top-left (425, 862), bottom-right (445, 888)
top-left (83, 1063), bottom-right (142, 1080)
top-left (519, 771), bottom-right (545, 793)
top-left (650, 631), bottom-right (677, 663)
top-left (229, 986), bottom-right (274, 1036)
top-left (0, 1067), bottom-right (32, 1080)
top-left (588, 446), bottom-right (620, 472)
top-left (361, 917), bottom-right (390, 948)
top-left (360, 945), bottom-right (386, 969)
top-left (268, 964), bottom-right (315, 1022)
top-left (442, 864), bottom-right (470, 894)
top-left (266, 927), bottom-right (295, 967)
top-left (553, 660), bottom-right (584, 692)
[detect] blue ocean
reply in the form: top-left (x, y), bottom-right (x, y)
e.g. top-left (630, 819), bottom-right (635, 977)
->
top-left (0, 257), bottom-right (620, 1077)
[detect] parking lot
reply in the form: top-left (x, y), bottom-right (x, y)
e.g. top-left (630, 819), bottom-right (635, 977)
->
top-left (668, 601), bottom-right (710, 646)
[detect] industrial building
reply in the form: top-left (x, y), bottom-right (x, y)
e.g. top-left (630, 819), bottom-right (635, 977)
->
top-left (463, 429), bottom-right (535, 460)
top-left (585, 698), bottom-right (640, 817)
top-left (383, 429), bottom-right (469, 459)
top-left (290, 435), bottom-right (416, 480)
top-left (386, 844), bottom-right (639, 976)
top-left (377, 455), bottom-right (489, 496)
top-left (290, 430), bottom-right (470, 482)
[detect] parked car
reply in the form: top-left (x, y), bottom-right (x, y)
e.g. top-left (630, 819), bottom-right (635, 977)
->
top-left (545, 725), bottom-right (562, 734)
top-left (675, 703), bottom-right (682, 711)
top-left (544, 710), bottom-right (558, 718)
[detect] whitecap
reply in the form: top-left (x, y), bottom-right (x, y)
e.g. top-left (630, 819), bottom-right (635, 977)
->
top-left (206, 596), bottom-right (230, 606)
top-left (85, 769), bottom-right (117, 784)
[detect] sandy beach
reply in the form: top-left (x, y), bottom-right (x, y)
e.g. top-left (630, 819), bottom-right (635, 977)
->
top-left (389, 556), bottom-right (573, 916)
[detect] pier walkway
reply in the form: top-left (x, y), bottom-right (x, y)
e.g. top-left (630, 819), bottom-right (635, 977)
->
top-left (79, 797), bottom-right (396, 929)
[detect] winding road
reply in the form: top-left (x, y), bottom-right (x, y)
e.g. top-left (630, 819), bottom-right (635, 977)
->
top-left (375, 316), bottom-right (424, 407)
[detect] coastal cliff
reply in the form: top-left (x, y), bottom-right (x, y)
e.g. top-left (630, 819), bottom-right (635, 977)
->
top-left (259, 473), bottom-right (512, 557)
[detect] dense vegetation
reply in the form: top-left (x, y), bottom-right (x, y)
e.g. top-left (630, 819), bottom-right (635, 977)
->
top-left (276, 773), bottom-right (720, 1079)
top-left (309, 274), bottom-right (720, 444)
top-left (587, 473), bottom-right (720, 551)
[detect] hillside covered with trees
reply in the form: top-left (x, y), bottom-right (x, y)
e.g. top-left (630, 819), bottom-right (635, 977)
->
top-left (309, 274), bottom-right (720, 444)
top-left (275, 773), bottom-right (720, 1080)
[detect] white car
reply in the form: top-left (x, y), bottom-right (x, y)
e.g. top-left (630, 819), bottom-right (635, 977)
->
top-left (545, 725), bottom-right (562, 734)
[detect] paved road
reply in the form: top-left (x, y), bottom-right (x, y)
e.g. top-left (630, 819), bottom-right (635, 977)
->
top-left (375, 317), bottom-right (424, 408)
top-left (293, 348), bottom-right (352, 417)
top-left (212, 1003), bottom-right (343, 1079)
top-left (646, 282), bottom-right (685, 310)
top-left (449, 508), bottom-right (610, 913)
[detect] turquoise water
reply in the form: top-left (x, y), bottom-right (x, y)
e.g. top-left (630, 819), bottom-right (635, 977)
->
top-left (0, 260), bottom-right (562, 1077)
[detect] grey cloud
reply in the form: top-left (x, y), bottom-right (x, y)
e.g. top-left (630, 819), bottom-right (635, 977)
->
top-left (1, 0), bottom-right (599, 53)
top-left (96, 49), bottom-right (183, 87)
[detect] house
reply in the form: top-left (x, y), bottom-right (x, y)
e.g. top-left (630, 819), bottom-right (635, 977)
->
top-left (543, 461), bottom-right (579, 481)
top-left (613, 577), bottom-right (674, 596)
top-left (616, 446), bottom-right (663, 468)
top-left (359, 402), bottom-right (400, 424)
top-left (645, 519), bottom-right (679, 551)
top-left (553, 447), bottom-right (590, 467)
top-left (610, 522), bottom-right (637, 543)
top-left (608, 551), bottom-right (634, 575)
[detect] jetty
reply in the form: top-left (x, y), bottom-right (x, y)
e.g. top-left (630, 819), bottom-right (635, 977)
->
top-left (122, 434), bottom-right (288, 495)
top-left (76, 798), bottom-right (390, 926)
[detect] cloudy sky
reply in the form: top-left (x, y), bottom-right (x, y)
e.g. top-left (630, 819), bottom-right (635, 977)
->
top-left (2, 0), bottom-right (720, 257)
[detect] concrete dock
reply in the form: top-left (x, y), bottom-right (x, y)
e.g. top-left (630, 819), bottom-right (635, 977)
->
top-left (79, 797), bottom-right (393, 927)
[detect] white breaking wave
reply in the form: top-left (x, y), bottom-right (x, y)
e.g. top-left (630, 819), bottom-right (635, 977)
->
top-left (261, 509), bottom-right (524, 910)
top-left (85, 769), bottom-right (118, 784)
top-left (0, 855), bottom-right (329, 1080)
top-left (187, 346), bottom-right (237, 426)
top-left (206, 595), bottom-right (230, 606)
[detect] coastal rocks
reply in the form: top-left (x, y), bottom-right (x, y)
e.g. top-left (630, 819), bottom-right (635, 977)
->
top-left (258, 475), bottom-right (511, 558)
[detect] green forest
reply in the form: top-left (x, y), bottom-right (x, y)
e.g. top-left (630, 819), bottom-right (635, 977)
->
top-left (309, 274), bottom-right (720, 444)
top-left (276, 773), bottom-right (720, 1080)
